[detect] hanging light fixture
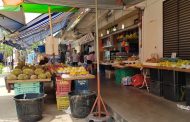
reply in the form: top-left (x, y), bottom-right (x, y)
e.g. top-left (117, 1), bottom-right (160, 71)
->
top-left (112, 11), bottom-right (117, 32)
top-left (85, 8), bottom-right (90, 12)
top-left (107, 30), bottom-right (109, 34)
top-left (122, 24), bottom-right (125, 29)
top-left (101, 33), bottom-right (103, 37)
top-left (113, 26), bottom-right (116, 31)
top-left (121, 10), bottom-right (125, 29)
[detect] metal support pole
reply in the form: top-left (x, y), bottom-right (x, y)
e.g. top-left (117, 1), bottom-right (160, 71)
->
top-left (48, 6), bottom-right (53, 37)
top-left (90, 0), bottom-right (109, 118)
top-left (95, 0), bottom-right (101, 117)
top-left (48, 6), bottom-right (55, 63)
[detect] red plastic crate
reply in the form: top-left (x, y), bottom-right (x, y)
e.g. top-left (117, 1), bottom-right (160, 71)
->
top-left (56, 92), bottom-right (68, 96)
top-left (56, 77), bottom-right (71, 94)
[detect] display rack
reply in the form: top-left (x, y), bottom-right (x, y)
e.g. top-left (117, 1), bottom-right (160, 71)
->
top-left (100, 25), bottom-right (139, 62)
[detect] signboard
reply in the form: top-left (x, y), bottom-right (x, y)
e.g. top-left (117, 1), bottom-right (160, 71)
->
top-left (78, 33), bottom-right (94, 45)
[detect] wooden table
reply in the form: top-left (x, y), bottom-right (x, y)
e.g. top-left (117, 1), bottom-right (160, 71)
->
top-left (5, 78), bottom-right (52, 93)
top-left (61, 74), bottom-right (95, 81)
top-left (100, 62), bottom-right (114, 66)
top-left (143, 65), bottom-right (190, 73)
top-left (112, 64), bottom-right (142, 69)
top-left (113, 64), bottom-right (190, 73)
top-left (112, 64), bottom-right (190, 92)
top-left (7, 79), bottom-right (51, 83)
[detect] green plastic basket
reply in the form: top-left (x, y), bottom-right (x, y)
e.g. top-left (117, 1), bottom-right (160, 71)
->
top-left (115, 68), bottom-right (136, 85)
top-left (14, 86), bottom-right (41, 95)
top-left (14, 82), bottom-right (41, 95)
top-left (14, 82), bottom-right (40, 87)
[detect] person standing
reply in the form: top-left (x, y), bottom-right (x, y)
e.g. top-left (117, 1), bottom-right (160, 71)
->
top-left (72, 50), bottom-right (79, 66)
top-left (86, 51), bottom-right (95, 73)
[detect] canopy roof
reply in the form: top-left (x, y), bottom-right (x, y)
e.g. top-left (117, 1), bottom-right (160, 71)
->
top-left (15, 12), bottom-right (71, 49)
top-left (24, 0), bottom-right (144, 9)
top-left (0, 14), bottom-right (24, 32)
top-left (3, 40), bottom-right (24, 50)
top-left (0, 2), bottom-right (77, 13)
top-left (0, 1), bottom-right (76, 49)
top-left (22, 3), bottom-right (77, 13)
top-left (0, 7), bottom-right (25, 32)
top-left (0, 10), bottom-right (25, 24)
top-left (1, 0), bottom-right (144, 49)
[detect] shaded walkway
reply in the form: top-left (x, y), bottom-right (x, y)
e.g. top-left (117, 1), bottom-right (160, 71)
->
top-left (89, 76), bottom-right (190, 122)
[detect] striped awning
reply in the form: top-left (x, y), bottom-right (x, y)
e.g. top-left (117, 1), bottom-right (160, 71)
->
top-left (15, 12), bottom-right (72, 49)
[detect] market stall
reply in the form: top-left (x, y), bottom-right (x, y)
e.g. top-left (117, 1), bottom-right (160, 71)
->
top-left (5, 78), bottom-right (51, 93)
top-left (111, 57), bottom-right (190, 103)
top-left (1, 0), bottom-right (190, 121)
top-left (61, 74), bottom-right (95, 81)
top-left (47, 64), bottom-right (96, 110)
top-left (99, 14), bottom-right (141, 81)
top-left (5, 62), bottom-right (53, 93)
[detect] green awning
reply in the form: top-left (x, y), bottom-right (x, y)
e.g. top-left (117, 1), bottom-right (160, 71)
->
top-left (0, 6), bottom-right (20, 12)
top-left (0, 3), bottom-right (77, 13)
top-left (21, 3), bottom-right (77, 13)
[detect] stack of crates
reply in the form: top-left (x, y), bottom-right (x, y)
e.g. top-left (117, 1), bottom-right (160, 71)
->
top-left (74, 80), bottom-right (89, 91)
top-left (56, 77), bottom-right (71, 110)
top-left (14, 82), bottom-right (41, 95)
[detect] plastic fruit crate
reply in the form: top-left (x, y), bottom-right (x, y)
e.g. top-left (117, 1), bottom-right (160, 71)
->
top-left (14, 82), bottom-right (40, 87)
top-left (14, 82), bottom-right (41, 95)
top-left (115, 69), bottom-right (136, 85)
top-left (14, 86), bottom-right (41, 95)
top-left (74, 80), bottom-right (89, 91)
top-left (56, 77), bottom-right (71, 94)
top-left (56, 95), bottom-right (69, 110)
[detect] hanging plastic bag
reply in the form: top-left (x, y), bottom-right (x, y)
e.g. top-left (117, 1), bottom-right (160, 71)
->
top-left (122, 77), bottom-right (132, 86)
top-left (131, 74), bottom-right (144, 87)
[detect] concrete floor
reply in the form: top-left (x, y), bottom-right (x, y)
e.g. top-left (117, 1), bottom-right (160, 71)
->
top-left (0, 87), bottom-right (85, 122)
top-left (89, 76), bottom-right (190, 122)
top-left (1, 75), bottom-right (190, 122)
top-left (0, 77), bottom-right (84, 122)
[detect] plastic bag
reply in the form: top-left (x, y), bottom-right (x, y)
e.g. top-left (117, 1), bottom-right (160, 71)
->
top-left (122, 77), bottom-right (132, 86)
top-left (131, 74), bottom-right (144, 87)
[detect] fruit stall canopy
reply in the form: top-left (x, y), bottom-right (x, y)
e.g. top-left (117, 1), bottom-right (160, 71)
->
top-left (0, 1), bottom-right (76, 49)
top-left (24, 0), bottom-right (144, 9)
top-left (11, 12), bottom-right (71, 49)
top-left (21, 3), bottom-right (77, 13)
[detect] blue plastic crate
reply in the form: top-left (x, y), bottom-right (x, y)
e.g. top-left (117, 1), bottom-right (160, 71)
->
top-left (74, 80), bottom-right (89, 91)
top-left (38, 45), bottom-right (45, 53)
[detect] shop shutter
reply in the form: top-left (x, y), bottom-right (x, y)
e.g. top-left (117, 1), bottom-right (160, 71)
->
top-left (178, 0), bottom-right (190, 59)
top-left (163, 0), bottom-right (179, 58)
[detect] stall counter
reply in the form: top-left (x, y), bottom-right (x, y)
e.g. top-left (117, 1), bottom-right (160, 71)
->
top-left (5, 78), bottom-right (52, 93)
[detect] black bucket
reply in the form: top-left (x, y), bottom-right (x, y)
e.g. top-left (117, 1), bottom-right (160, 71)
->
top-left (14, 93), bottom-right (46, 122)
top-left (68, 90), bottom-right (96, 118)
